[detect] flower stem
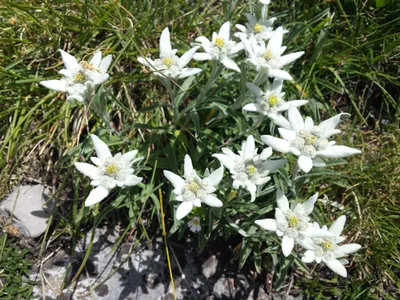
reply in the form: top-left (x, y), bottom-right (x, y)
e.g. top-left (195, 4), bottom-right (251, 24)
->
top-left (196, 60), bottom-right (222, 105)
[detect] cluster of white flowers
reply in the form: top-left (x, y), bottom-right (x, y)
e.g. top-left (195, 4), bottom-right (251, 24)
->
top-left (37, 0), bottom-right (362, 281)
top-left (40, 50), bottom-right (112, 103)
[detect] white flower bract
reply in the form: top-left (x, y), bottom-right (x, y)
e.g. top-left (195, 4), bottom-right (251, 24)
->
top-left (261, 106), bottom-right (362, 173)
top-left (40, 49), bottom-right (112, 104)
top-left (240, 26), bottom-right (304, 80)
top-left (138, 27), bottom-right (202, 80)
top-left (74, 134), bottom-right (143, 206)
top-left (300, 215), bottom-right (361, 277)
top-left (163, 155), bottom-right (224, 220)
top-left (192, 21), bottom-right (244, 73)
top-left (255, 190), bottom-right (333, 257)
top-left (235, 13), bottom-right (276, 45)
top-left (243, 79), bottom-right (308, 118)
top-left (213, 135), bottom-right (286, 202)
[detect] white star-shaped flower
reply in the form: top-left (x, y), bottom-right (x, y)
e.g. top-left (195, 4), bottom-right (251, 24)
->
top-left (163, 155), bottom-right (224, 220)
top-left (240, 26), bottom-right (304, 80)
top-left (243, 79), bottom-right (308, 118)
top-left (255, 190), bottom-right (333, 257)
top-left (300, 216), bottom-right (361, 277)
top-left (74, 135), bottom-right (143, 206)
top-left (261, 106), bottom-right (362, 173)
top-left (188, 217), bottom-right (201, 233)
top-left (138, 27), bottom-right (202, 80)
top-left (192, 21), bottom-right (244, 73)
top-left (212, 135), bottom-right (286, 202)
top-left (40, 49), bottom-right (112, 103)
top-left (235, 13), bottom-right (276, 45)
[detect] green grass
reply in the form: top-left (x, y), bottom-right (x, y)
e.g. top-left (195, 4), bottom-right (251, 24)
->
top-left (0, 0), bottom-right (399, 298)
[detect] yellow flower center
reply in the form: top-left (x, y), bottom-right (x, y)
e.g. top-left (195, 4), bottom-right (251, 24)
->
top-left (268, 95), bottom-right (279, 107)
top-left (321, 240), bottom-right (334, 251)
top-left (245, 164), bottom-right (257, 176)
top-left (253, 23), bottom-right (264, 33)
top-left (9, 17), bottom-right (17, 25)
top-left (105, 164), bottom-right (120, 176)
top-left (192, 219), bottom-right (199, 225)
top-left (162, 57), bottom-right (173, 68)
top-left (263, 49), bottom-right (273, 60)
top-left (304, 135), bottom-right (317, 146)
top-left (74, 72), bottom-right (86, 83)
top-left (215, 37), bottom-right (225, 48)
top-left (187, 182), bottom-right (200, 193)
top-left (288, 216), bottom-right (300, 228)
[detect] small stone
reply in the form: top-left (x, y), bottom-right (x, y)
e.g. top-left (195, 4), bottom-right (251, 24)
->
top-left (202, 255), bottom-right (218, 278)
top-left (146, 272), bottom-right (159, 289)
top-left (0, 185), bottom-right (52, 238)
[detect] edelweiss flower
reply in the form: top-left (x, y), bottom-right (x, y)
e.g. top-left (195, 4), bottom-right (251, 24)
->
top-left (240, 27), bottom-right (304, 80)
top-left (74, 135), bottom-right (143, 206)
top-left (212, 135), bottom-right (286, 202)
top-left (243, 79), bottom-right (308, 118)
top-left (235, 13), bottom-right (276, 45)
top-left (40, 49), bottom-right (112, 103)
top-left (163, 155), bottom-right (224, 220)
top-left (188, 217), bottom-right (201, 233)
top-left (192, 21), bottom-right (244, 72)
top-left (300, 216), bottom-right (361, 277)
top-left (261, 106), bottom-right (362, 173)
top-left (255, 190), bottom-right (333, 257)
top-left (138, 27), bottom-right (202, 80)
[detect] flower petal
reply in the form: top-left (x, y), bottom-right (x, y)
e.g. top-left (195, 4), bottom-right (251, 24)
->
top-left (298, 155), bottom-right (313, 173)
top-left (58, 49), bottom-right (79, 70)
top-left (304, 117), bottom-right (314, 131)
top-left (40, 80), bottom-right (67, 92)
top-left (74, 162), bottom-right (99, 179)
top-left (206, 165), bottom-right (224, 186)
top-left (122, 150), bottom-right (138, 162)
top-left (255, 219), bottom-right (277, 231)
top-left (270, 114), bottom-right (291, 129)
top-left (276, 190), bottom-right (289, 210)
top-left (99, 55), bottom-right (113, 73)
top-left (267, 69), bottom-right (292, 81)
top-left (176, 201), bottom-right (194, 220)
top-left (124, 175), bottom-right (143, 186)
top-left (288, 106), bottom-right (304, 133)
top-left (243, 103), bottom-right (259, 112)
top-left (338, 243), bottom-right (361, 255)
top-left (212, 154), bottom-right (235, 171)
top-left (163, 170), bottom-right (185, 190)
top-left (278, 128), bottom-right (296, 141)
top-left (303, 227), bottom-right (333, 238)
top-left (312, 157), bottom-right (326, 167)
top-left (90, 134), bottom-right (112, 160)
top-left (184, 154), bottom-right (195, 178)
top-left (262, 159), bottom-right (287, 172)
top-left (317, 146), bottom-right (361, 158)
top-left (302, 250), bottom-right (316, 263)
top-left (89, 51), bottom-right (102, 67)
top-left (319, 113), bottom-right (349, 136)
top-left (272, 79), bottom-right (283, 93)
top-left (282, 236), bottom-right (294, 257)
top-left (278, 100), bottom-right (309, 111)
top-left (246, 82), bottom-right (263, 97)
top-left (177, 68), bottom-right (203, 79)
top-left (218, 21), bottom-right (231, 40)
top-left (178, 46), bottom-right (199, 69)
top-left (325, 259), bottom-right (347, 277)
top-left (192, 52), bottom-right (212, 61)
top-left (159, 27), bottom-right (172, 57)
top-left (203, 195), bottom-right (223, 207)
top-left (278, 51), bottom-right (304, 68)
top-left (329, 215), bottom-right (346, 236)
top-left (221, 58), bottom-right (240, 73)
top-left (267, 27), bottom-right (283, 51)
top-left (260, 135), bottom-right (291, 153)
top-left (85, 186), bottom-right (109, 207)
top-left (247, 182), bottom-right (257, 202)
top-left (243, 135), bottom-right (255, 161)
top-left (301, 192), bottom-right (318, 215)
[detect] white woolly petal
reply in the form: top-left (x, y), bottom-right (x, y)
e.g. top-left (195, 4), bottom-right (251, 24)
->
top-left (267, 69), bottom-right (292, 81)
top-left (247, 182), bottom-right (257, 202)
top-left (282, 236), bottom-right (294, 257)
top-left (99, 55), bottom-right (113, 73)
top-left (90, 134), bottom-right (112, 160)
top-left (301, 192), bottom-right (319, 215)
top-left (74, 162), bottom-right (99, 179)
top-left (212, 154), bottom-right (235, 171)
top-left (288, 106), bottom-right (304, 133)
top-left (203, 195), bottom-right (223, 207)
top-left (176, 201), bottom-right (194, 220)
top-left (276, 190), bottom-right (289, 210)
top-left (221, 58), bottom-right (240, 73)
top-left (192, 52), bottom-right (212, 61)
top-left (122, 150), bottom-right (138, 162)
top-left (159, 27), bottom-right (172, 57)
top-left (184, 155), bottom-right (195, 178)
top-left (270, 114), bottom-right (291, 129)
top-left (40, 80), bottom-right (67, 92)
top-left (304, 117), bottom-right (314, 131)
top-left (124, 175), bottom-right (143, 186)
top-left (243, 135), bottom-right (256, 161)
top-left (58, 49), bottom-right (79, 70)
top-left (302, 250), bottom-right (316, 263)
top-left (260, 135), bottom-right (291, 153)
top-left (303, 227), bottom-right (333, 238)
top-left (277, 51), bottom-right (304, 68)
top-left (205, 165), bottom-right (224, 186)
top-left (163, 170), bottom-right (185, 191)
top-left (278, 128), bottom-right (296, 141)
top-left (255, 219), bottom-right (277, 232)
top-left (260, 147), bottom-right (273, 160)
top-left (177, 68), bottom-right (203, 79)
top-left (218, 21), bottom-right (231, 40)
top-left (325, 259), bottom-right (347, 277)
top-left (246, 82), bottom-right (263, 97)
top-left (338, 244), bottom-right (361, 255)
top-left (329, 215), bottom-right (346, 236)
top-left (317, 146), bottom-right (361, 158)
top-left (298, 155), bottom-right (313, 173)
top-left (89, 51), bottom-right (102, 67)
top-left (243, 103), bottom-right (259, 112)
top-left (178, 46), bottom-right (199, 69)
top-left (85, 186), bottom-right (109, 207)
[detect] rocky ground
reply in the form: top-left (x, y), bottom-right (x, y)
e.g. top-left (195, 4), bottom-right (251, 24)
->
top-left (1, 184), bottom-right (303, 299)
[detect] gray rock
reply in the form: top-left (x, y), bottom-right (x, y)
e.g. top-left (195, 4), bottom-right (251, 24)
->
top-left (0, 185), bottom-right (52, 238)
top-left (202, 255), bottom-right (218, 278)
